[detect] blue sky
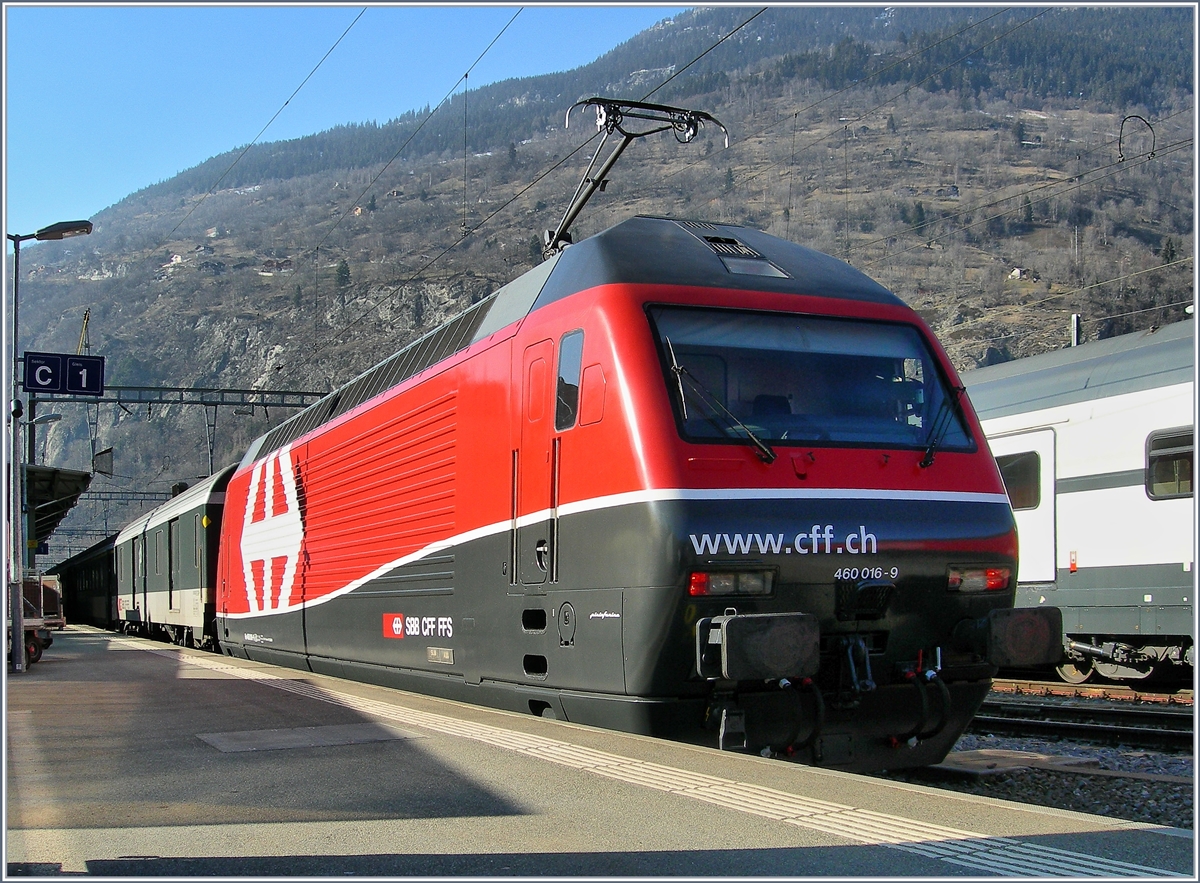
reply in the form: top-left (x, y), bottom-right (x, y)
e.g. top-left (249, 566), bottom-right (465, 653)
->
top-left (4, 4), bottom-right (686, 238)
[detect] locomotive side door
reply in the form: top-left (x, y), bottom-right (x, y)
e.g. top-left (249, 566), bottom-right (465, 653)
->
top-left (517, 339), bottom-right (555, 588)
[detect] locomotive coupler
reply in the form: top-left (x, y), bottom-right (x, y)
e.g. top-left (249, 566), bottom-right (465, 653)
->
top-left (704, 687), bottom-right (748, 751)
top-left (1065, 638), bottom-right (1153, 667)
top-left (833, 635), bottom-right (875, 707)
top-left (718, 706), bottom-right (747, 751)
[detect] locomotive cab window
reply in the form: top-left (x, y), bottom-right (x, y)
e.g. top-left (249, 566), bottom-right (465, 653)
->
top-left (994, 451), bottom-right (1040, 510)
top-left (648, 306), bottom-right (972, 453)
top-left (555, 330), bottom-right (584, 431)
top-left (1147, 429), bottom-right (1193, 500)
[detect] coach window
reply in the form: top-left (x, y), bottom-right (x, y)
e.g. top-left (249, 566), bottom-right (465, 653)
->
top-left (1147, 429), bottom-right (1193, 500)
top-left (555, 330), bottom-right (584, 431)
top-left (995, 451), bottom-right (1040, 510)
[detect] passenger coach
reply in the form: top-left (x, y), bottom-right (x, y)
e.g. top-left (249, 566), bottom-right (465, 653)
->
top-left (115, 467), bottom-right (233, 649)
top-left (966, 320), bottom-right (1194, 684)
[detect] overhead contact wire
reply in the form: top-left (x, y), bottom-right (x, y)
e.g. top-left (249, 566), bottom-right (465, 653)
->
top-left (664, 7), bottom-right (1013, 181)
top-left (941, 256), bottom-right (1194, 350)
top-left (314, 7), bottom-right (523, 254)
top-left (295, 10), bottom-right (773, 371)
top-left (859, 137), bottom-right (1193, 269)
top-left (729, 9), bottom-right (1049, 197)
top-left (164, 8), bottom-right (368, 245)
top-left (641, 7), bottom-right (767, 101)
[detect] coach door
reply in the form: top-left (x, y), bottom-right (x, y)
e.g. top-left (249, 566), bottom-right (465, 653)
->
top-left (168, 518), bottom-right (181, 612)
top-left (989, 429), bottom-right (1057, 584)
top-left (516, 339), bottom-right (555, 588)
top-left (136, 534), bottom-right (148, 618)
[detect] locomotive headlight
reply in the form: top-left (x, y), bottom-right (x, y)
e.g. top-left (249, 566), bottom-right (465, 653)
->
top-left (688, 571), bottom-right (773, 596)
top-left (947, 566), bottom-right (1011, 592)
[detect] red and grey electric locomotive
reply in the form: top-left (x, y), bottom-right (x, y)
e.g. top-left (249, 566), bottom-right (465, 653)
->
top-left (213, 102), bottom-right (1062, 765)
top-left (79, 101), bottom-right (1063, 773)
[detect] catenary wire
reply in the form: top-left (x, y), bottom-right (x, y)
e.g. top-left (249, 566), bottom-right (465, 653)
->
top-left (641, 7), bottom-right (767, 101)
top-left (726, 9), bottom-right (1049, 197)
top-left (851, 109), bottom-right (1194, 264)
top-left (311, 8), bottom-right (523, 257)
top-left (952, 295), bottom-right (1195, 353)
top-left (941, 256), bottom-right (1194, 351)
top-left (288, 9), bottom-right (775, 373)
top-left (859, 137), bottom-right (1193, 269)
top-left (162, 8), bottom-right (368, 246)
top-left (663, 6), bottom-right (1014, 181)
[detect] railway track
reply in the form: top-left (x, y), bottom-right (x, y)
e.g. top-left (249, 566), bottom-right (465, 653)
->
top-left (969, 679), bottom-right (1194, 751)
top-left (992, 677), bottom-right (1194, 706)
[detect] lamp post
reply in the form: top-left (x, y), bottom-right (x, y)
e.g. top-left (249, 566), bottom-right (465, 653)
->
top-left (30, 413), bottom-right (62, 465)
top-left (8, 220), bottom-right (92, 672)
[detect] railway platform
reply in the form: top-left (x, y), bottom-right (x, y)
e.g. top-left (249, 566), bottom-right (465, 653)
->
top-left (5, 626), bottom-right (1193, 877)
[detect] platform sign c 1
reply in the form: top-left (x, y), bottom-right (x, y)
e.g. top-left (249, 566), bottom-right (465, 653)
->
top-left (22, 352), bottom-right (105, 396)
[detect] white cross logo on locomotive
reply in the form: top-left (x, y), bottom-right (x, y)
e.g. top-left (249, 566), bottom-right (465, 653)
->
top-left (240, 445), bottom-right (304, 613)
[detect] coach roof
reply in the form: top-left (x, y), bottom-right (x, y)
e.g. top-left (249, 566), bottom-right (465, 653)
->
top-left (964, 319), bottom-right (1194, 419)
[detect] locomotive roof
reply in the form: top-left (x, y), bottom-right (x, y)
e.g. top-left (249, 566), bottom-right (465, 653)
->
top-left (963, 319), bottom-right (1195, 420)
top-left (533, 216), bottom-right (902, 308)
top-left (246, 217), bottom-right (905, 465)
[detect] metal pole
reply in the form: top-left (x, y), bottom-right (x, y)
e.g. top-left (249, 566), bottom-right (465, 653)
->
top-left (6, 222), bottom-right (90, 670)
top-left (26, 394), bottom-right (36, 464)
top-left (8, 235), bottom-right (25, 672)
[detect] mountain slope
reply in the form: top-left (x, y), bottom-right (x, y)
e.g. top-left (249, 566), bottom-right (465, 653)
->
top-left (13, 5), bottom-right (1194, 562)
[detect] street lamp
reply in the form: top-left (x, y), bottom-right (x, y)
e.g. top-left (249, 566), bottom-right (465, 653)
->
top-left (8, 220), bottom-right (92, 673)
top-left (28, 413), bottom-right (62, 465)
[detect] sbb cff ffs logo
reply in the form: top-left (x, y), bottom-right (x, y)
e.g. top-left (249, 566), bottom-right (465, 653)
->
top-left (384, 613), bottom-right (407, 638)
top-left (382, 613), bottom-right (454, 639)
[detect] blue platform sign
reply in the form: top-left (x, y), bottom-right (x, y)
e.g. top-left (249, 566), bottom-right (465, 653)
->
top-left (23, 351), bottom-right (105, 396)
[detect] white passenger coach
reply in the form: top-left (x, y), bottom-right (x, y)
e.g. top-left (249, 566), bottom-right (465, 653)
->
top-left (964, 319), bottom-right (1195, 683)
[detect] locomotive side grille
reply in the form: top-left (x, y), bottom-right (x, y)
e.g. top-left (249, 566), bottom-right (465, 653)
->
top-left (300, 391), bottom-right (457, 592)
top-left (256, 297), bottom-right (491, 459)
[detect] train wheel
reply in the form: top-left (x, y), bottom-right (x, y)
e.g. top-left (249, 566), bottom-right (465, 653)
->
top-left (25, 635), bottom-right (43, 665)
top-left (1055, 658), bottom-right (1093, 684)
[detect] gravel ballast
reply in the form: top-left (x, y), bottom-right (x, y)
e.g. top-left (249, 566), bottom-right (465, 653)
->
top-left (874, 733), bottom-right (1195, 831)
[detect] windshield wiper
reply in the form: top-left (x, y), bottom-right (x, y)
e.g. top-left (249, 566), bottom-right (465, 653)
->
top-left (919, 385), bottom-right (966, 468)
top-left (665, 337), bottom-right (776, 464)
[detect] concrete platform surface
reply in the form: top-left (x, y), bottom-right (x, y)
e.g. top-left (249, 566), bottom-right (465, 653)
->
top-left (5, 627), bottom-right (1193, 877)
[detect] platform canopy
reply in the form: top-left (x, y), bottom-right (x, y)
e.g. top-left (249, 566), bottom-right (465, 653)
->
top-left (23, 465), bottom-right (92, 548)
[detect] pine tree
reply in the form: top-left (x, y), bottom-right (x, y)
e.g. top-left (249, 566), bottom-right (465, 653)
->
top-left (336, 259), bottom-right (351, 288)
